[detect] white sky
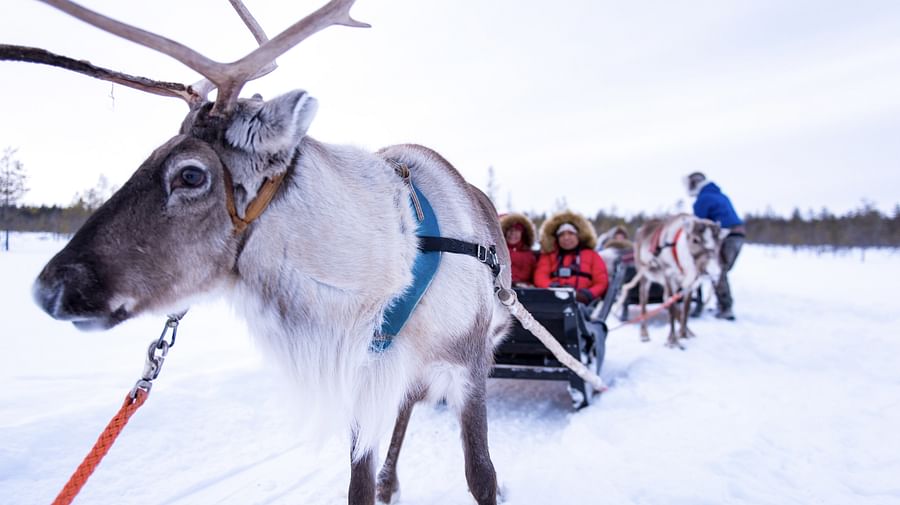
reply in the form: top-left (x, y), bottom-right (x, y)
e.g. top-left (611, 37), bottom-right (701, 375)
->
top-left (2, 0), bottom-right (899, 217)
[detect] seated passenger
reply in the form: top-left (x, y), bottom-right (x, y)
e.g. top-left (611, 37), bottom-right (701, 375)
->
top-left (534, 211), bottom-right (609, 304)
top-left (598, 224), bottom-right (634, 271)
top-left (500, 212), bottom-right (538, 286)
top-left (602, 225), bottom-right (633, 252)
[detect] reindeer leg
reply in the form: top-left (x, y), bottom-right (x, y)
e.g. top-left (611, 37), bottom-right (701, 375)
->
top-left (639, 278), bottom-right (650, 342)
top-left (663, 282), bottom-right (683, 349)
top-left (680, 289), bottom-right (695, 339)
top-left (376, 393), bottom-right (422, 504)
top-left (349, 434), bottom-right (378, 505)
top-left (459, 373), bottom-right (497, 505)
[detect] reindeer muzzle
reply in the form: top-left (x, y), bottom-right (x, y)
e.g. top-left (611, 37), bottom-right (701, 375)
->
top-left (32, 262), bottom-right (128, 331)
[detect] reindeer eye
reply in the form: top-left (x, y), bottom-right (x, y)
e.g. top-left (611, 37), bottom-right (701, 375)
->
top-left (177, 166), bottom-right (206, 188)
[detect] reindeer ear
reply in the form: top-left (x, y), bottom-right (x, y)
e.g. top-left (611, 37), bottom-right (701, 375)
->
top-left (225, 89), bottom-right (318, 154)
top-left (277, 89), bottom-right (318, 140)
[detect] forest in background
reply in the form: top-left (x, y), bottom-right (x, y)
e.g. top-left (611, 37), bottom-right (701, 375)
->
top-left (3, 201), bottom-right (899, 249)
top-left (535, 202), bottom-right (900, 249)
top-left (4, 156), bottom-right (898, 250)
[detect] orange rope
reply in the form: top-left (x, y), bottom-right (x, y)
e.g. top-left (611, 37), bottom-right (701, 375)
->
top-left (52, 389), bottom-right (149, 505)
top-left (609, 291), bottom-right (684, 332)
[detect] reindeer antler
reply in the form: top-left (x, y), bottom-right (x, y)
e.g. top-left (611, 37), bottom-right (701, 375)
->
top-left (191, 0), bottom-right (277, 104)
top-left (0, 44), bottom-right (203, 103)
top-left (36, 0), bottom-right (369, 116)
top-left (1, 0), bottom-right (275, 107)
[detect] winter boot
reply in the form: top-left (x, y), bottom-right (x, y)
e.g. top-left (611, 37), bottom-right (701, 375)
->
top-left (715, 307), bottom-right (735, 321)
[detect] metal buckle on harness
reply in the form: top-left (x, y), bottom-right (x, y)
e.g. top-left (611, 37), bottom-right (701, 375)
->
top-left (476, 244), bottom-right (488, 262)
top-left (477, 244), bottom-right (498, 267)
top-left (477, 244), bottom-right (501, 278)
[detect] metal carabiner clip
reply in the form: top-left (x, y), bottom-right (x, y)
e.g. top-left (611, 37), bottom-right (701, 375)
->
top-left (130, 313), bottom-right (185, 399)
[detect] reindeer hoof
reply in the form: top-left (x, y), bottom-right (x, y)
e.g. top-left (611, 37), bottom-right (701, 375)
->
top-left (666, 338), bottom-right (684, 350)
top-left (376, 486), bottom-right (399, 505)
top-left (376, 478), bottom-right (399, 504)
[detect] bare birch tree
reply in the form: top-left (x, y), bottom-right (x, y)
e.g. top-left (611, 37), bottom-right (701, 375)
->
top-left (0, 148), bottom-right (28, 251)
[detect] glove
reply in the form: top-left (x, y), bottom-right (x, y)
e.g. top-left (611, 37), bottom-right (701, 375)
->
top-left (576, 289), bottom-right (594, 304)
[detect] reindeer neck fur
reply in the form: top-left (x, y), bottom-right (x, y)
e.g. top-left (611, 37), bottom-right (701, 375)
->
top-left (226, 137), bottom-right (509, 454)
top-left (225, 136), bottom-right (420, 450)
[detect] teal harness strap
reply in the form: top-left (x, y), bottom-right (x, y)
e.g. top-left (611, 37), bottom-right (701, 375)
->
top-left (371, 181), bottom-right (442, 352)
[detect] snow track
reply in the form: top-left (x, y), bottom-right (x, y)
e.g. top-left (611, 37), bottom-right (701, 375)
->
top-left (2, 234), bottom-right (898, 504)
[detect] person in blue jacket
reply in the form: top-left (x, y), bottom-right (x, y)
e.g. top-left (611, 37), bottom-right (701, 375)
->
top-left (686, 172), bottom-right (746, 320)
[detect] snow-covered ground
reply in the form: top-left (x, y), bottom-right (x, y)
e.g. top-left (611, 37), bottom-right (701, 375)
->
top-left (1, 233), bottom-right (898, 505)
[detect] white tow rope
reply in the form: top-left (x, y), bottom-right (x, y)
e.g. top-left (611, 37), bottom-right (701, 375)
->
top-left (497, 288), bottom-right (607, 392)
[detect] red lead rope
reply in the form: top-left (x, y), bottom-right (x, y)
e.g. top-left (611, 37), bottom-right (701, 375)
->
top-left (52, 389), bottom-right (149, 505)
top-left (51, 314), bottom-right (182, 505)
top-left (608, 291), bottom-right (684, 332)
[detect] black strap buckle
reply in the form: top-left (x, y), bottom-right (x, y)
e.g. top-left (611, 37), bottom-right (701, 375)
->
top-left (480, 245), bottom-right (501, 276)
top-left (419, 236), bottom-right (501, 278)
top-left (476, 244), bottom-right (488, 262)
top-left (477, 244), bottom-right (499, 266)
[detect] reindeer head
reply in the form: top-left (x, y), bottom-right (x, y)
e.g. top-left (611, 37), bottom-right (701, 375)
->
top-left (685, 217), bottom-right (723, 284)
top-left (13, 0), bottom-right (366, 330)
top-left (33, 91), bottom-right (318, 330)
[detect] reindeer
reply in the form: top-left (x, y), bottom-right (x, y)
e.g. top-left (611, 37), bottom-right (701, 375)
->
top-left (8, 2), bottom-right (513, 504)
top-left (618, 214), bottom-right (722, 349)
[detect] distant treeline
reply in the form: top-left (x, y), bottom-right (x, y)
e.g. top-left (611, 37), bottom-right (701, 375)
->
top-left (3, 202), bottom-right (899, 248)
top-left (1, 203), bottom-right (94, 237)
top-left (534, 203), bottom-right (900, 249)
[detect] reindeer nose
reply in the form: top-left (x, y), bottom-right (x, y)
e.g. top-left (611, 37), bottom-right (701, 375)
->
top-left (32, 276), bottom-right (65, 319)
top-left (32, 262), bottom-right (105, 320)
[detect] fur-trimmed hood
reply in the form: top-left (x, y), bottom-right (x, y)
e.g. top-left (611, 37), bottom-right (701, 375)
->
top-left (538, 210), bottom-right (597, 253)
top-left (601, 225), bottom-right (633, 250)
top-left (609, 225), bottom-right (629, 239)
top-left (500, 212), bottom-right (537, 249)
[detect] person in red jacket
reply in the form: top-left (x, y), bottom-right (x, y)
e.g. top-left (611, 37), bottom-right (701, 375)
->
top-left (500, 212), bottom-right (538, 286)
top-left (534, 210), bottom-right (608, 304)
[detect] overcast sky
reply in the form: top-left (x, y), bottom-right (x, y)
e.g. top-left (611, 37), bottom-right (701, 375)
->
top-left (2, 0), bottom-right (899, 217)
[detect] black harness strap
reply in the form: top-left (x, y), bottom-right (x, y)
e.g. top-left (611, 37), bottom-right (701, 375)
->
top-left (553, 249), bottom-right (592, 283)
top-left (653, 242), bottom-right (676, 257)
top-left (418, 236), bottom-right (502, 278)
top-left (557, 270), bottom-right (593, 280)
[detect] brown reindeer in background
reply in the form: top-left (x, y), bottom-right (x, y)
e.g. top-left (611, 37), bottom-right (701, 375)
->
top-left (4, 2), bottom-right (513, 504)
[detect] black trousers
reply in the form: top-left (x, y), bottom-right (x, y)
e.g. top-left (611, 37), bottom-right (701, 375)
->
top-left (716, 233), bottom-right (744, 311)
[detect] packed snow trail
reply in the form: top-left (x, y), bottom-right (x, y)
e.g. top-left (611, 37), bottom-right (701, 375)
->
top-left (1, 234), bottom-right (898, 504)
